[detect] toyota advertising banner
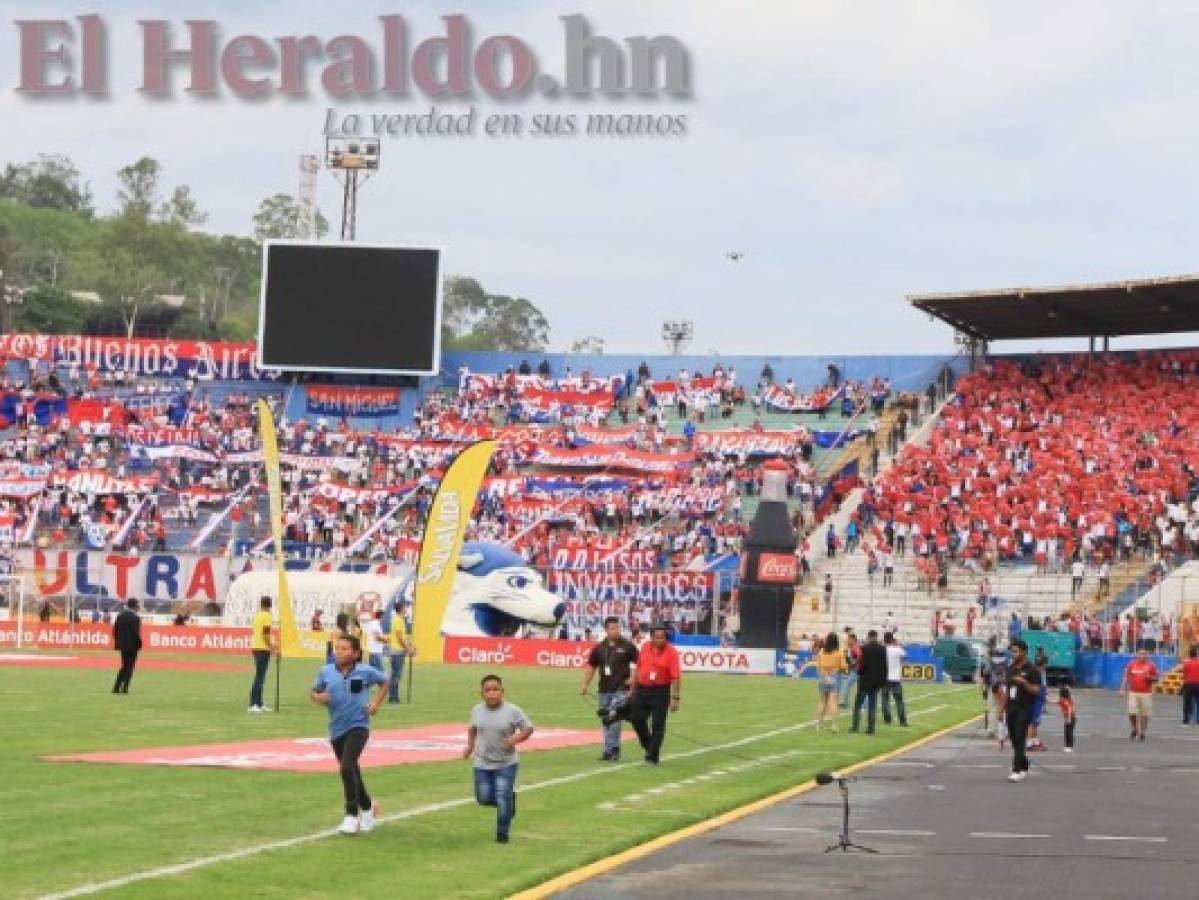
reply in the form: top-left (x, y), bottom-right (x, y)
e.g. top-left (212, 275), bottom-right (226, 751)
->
top-left (442, 635), bottom-right (776, 674)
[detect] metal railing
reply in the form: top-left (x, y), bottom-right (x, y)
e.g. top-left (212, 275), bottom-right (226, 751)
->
top-left (788, 568), bottom-right (1199, 654)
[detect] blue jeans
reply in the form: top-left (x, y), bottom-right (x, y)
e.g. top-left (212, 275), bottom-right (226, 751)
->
top-left (368, 653), bottom-right (384, 672)
top-left (474, 764), bottom-right (518, 838)
top-left (388, 653), bottom-right (407, 703)
top-left (838, 671), bottom-right (858, 708)
top-left (598, 691), bottom-right (628, 757)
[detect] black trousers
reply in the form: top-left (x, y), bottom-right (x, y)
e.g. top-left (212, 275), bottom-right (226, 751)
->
top-left (631, 685), bottom-right (671, 761)
top-left (1064, 719), bottom-right (1075, 748)
top-left (1007, 711), bottom-right (1030, 773)
top-left (1182, 684), bottom-right (1199, 724)
top-left (331, 727), bottom-right (372, 815)
top-left (113, 649), bottom-right (138, 693)
top-left (852, 686), bottom-right (880, 733)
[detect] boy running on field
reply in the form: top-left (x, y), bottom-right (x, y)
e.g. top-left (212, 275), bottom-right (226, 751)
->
top-left (463, 674), bottom-right (534, 844)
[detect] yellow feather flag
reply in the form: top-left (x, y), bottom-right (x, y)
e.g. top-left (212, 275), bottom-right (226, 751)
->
top-left (256, 399), bottom-right (324, 659)
top-left (412, 440), bottom-right (496, 664)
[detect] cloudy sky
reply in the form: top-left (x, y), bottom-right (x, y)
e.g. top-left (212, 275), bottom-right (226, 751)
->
top-left (5, 1), bottom-right (1199, 355)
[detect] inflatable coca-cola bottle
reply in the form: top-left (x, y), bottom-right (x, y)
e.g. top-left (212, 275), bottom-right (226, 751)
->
top-left (737, 459), bottom-right (798, 648)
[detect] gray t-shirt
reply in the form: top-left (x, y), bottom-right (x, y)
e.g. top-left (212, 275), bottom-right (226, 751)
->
top-left (469, 701), bottom-right (533, 770)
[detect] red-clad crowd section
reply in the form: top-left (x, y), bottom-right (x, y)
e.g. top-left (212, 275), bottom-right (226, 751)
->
top-left (866, 355), bottom-right (1199, 563)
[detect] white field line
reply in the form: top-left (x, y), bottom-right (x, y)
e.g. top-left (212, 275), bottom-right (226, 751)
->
top-left (597, 705), bottom-right (949, 811)
top-left (1083, 834), bottom-right (1168, 843)
top-left (39, 687), bottom-right (972, 899)
top-left (969, 832), bottom-right (1051, 839)
top-left (856, 829), bottom-right (936, 837)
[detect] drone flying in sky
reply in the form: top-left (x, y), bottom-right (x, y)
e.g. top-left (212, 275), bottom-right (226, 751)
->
top-left (725, 251), bottom-right (745, 262)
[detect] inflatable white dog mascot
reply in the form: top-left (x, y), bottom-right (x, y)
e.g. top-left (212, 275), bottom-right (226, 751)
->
top-left (226, 542), bottom-right (564, 639)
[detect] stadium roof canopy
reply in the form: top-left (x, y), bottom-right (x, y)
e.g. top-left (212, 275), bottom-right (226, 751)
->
top-left (908, 274), bottom-right (1199, 341)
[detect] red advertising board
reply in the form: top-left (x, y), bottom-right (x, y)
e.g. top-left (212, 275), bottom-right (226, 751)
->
top-left (756, 552), bottom-right (798, 583)
top-left (443, 635), bottom-right (592, 668)
top-left (443, 635), bottom-right (776, 674)
top-left (0, 622), bottom-right (254, 654)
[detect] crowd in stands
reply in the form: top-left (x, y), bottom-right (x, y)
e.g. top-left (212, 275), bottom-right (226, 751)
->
top-left (0, 351), bottom-right (892, 583)
top-left (819, 356), bottom-right (1199, 585)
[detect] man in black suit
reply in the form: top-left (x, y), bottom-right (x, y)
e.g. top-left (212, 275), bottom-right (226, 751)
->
top-left (112, 599), bottom-right (143, 694)
top-left (850, 629), bottom-right (887, 734)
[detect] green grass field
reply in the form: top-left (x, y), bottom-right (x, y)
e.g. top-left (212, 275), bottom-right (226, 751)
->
top-left (0, 653), bottom-right (981, 899)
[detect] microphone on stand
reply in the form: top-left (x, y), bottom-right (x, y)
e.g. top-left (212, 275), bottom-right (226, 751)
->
top-left (815, 771), bottom-right (853, 785)
top-left (817, 771), bottom-right (877, 854)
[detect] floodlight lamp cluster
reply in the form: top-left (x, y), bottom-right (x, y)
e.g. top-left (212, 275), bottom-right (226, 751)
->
top-left (325, 138), bottom-right (381, 171)
top-left (661, 320), bottom-right (694, 341)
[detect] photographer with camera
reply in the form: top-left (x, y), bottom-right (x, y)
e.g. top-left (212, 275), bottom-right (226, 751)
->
top-left (628, 624), bottom-right (681, 765)
top-left (581, 616), bottom-right (640, 761)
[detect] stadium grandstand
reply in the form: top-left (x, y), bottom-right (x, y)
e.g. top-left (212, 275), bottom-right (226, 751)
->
top-left (0, 333), bottom-right (952, 634)
top-left (784, 275), bottom-right (1199, 689)
top-left (3, 299), bottom-right (1199, 662)
top-left (0, 274), bottom-right (1194, 653)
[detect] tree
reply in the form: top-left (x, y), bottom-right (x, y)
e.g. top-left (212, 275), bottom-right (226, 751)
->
top-left (215, 314), bottom-right (256, 341)
top-left (442, 276), bottom-right (489, 336)
top-left (160, 185), bottom-right (207, 229)
top-left (0, 155), bottom-right (94, 217)
top-left (441, 276), bottom-right (550, 352)
top-left (116, 157), bottom-right (161, 220)
top-left (569, 335), bottom-right (605, 355)
top-left (252, 193), bottom-right (329, 241)
top-left (10, 285), bottom-right (90, 333)
top-left (441, 276), bottom-right (551, 352)
top-left (474, 295), bottom-right (550, 351)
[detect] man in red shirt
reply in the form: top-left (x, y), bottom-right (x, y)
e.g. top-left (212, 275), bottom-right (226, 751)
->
top-left (1120, 648), bottom-right (1159, 741)
top-left (629, 625), bottom-right (681, 765)
top-left (1182, 645), bottom-right (1199, 726)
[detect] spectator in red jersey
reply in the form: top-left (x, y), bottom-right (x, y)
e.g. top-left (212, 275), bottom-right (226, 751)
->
top-left (1120, 648), bottom-right (1159, 741)
top-left (1181, 645), bottom-right (1199, 726)
top-left (628, 624), bottom-right (681, 765)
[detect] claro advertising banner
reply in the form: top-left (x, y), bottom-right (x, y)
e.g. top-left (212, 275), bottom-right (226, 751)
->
top-left (443, 635), bottom-right (776, 674)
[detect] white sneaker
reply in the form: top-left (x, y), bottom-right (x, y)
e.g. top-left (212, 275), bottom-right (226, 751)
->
top-left (1008, 771), bottom-right (1026, 783)
top-left (247, 705), bottom-right (262, 714)
top-left (360, 808), bottom-right (376, 833)
top-left (338, 815), bottom-right (359, 835)
top-left (1063, 747), bottom-right (1073, 753)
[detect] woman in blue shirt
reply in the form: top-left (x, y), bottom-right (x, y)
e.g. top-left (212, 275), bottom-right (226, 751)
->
top-left (311, 634), bottom-right (388, 835)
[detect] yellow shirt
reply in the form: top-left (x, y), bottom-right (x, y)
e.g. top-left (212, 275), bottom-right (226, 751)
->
top-left (388, 615), bottom-right (410, 652)
top-left (251, 610), bottom-right (273, 651)
top-left (816, 649), bottom-right (846, 676)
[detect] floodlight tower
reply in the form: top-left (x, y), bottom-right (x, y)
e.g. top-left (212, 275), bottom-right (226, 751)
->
top-left (661, 320), bottom-right (694, 356)
top-left (297, 154), bottom-right (320, 239)
top-left (325, 137), bottom-right (381, 241)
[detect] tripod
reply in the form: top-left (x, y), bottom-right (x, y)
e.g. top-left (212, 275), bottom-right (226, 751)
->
top-left (824, 779), bottom-right (878, 854)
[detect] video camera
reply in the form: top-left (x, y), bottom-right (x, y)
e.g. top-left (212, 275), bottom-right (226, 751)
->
top-left (597, 693), bottom-right (634, 727)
